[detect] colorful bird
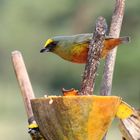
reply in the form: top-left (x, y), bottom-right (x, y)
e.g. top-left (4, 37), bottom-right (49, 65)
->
top-left (40, 34), bottom-right (130, 63)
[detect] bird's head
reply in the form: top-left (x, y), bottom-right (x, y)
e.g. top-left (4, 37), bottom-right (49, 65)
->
top-left (40, 38), bottom-right (58, 53)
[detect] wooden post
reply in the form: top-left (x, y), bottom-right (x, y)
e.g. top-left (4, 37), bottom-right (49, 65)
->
top-left (100, 0), bottom-right (126, 139)
top-left (11, 51), bottom-right (35, 123)
top-left (12, 51), bottom-right (45, 140)
top-left (100, 0), bottom-right (126, 96)
top-left (80, 16), bottom-right (107, 95)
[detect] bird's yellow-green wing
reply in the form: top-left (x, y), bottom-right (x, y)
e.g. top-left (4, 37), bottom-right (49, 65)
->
top-left (53, 33), bottom-right (92, 47)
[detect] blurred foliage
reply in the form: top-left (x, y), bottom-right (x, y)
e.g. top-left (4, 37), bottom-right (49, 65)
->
top-left (0, 0), bottom-right (140, 139)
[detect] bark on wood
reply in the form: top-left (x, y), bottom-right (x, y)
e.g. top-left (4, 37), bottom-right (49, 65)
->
top-left (119, 110), bottom-right (140, 140)
top-left (11, 51), bottom-right (35, 123)
top-left (100, 0), bottom-right (125, 96)
top-left (80, 17), bottom-right (107, 95)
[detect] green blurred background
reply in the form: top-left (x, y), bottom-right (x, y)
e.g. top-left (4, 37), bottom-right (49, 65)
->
top-left (0, 0), bottom-right (140, 139)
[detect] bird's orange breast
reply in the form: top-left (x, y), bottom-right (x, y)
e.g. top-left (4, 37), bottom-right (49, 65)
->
top-left (71, 43), bottom-right (89, 63)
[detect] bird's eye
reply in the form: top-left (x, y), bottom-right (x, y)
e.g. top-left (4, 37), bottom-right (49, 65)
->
top-left (46, 41), bottom-right (58, 51)
top-left (49, 41), bottom-right (58, 47)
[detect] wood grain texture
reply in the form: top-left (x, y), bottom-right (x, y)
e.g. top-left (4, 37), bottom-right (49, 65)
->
top-left (31, 96), bottom-right (121, 140)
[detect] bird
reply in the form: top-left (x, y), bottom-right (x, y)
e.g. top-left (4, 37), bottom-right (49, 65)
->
top-left (40, 33), bottom-right (130, 63)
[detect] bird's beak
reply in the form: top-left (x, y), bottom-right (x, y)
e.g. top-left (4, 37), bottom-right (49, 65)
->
top-left (40, 47), bottom-right (50, 53)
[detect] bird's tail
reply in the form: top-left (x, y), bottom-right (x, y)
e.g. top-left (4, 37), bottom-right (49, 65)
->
top-left (104, 36), bottom-right (130, 50)
top-left (119, 36), bottom-right (130, 44)
top-left (101, 36), bottom-right (130, 58)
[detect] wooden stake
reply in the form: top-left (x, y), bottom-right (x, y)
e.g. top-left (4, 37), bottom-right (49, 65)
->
top-left (100, 0), bottom-right (125, 96)
top-left (100, 0), bottom-right (126, 139)
top-left (80, 17), bottom-right (107, 95)
top-left (11, 51), bottom-right (35, 123)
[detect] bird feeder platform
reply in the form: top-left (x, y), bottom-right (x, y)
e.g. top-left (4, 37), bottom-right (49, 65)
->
top-left (31, 95), bottom-right (132, 140)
